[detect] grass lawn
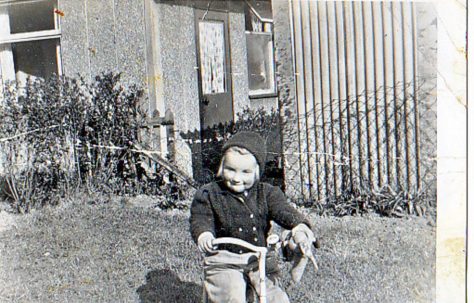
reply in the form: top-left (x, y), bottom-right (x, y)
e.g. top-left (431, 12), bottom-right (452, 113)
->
top-left (0, 196), bottom-right (435, 303)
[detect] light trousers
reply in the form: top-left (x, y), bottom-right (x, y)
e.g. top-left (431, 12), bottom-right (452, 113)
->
top-left (202, 250), bottom-right (290, 303)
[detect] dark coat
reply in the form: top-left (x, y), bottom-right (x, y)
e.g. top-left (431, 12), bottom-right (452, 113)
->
top-left (189, 180), bottom-right (310, 254)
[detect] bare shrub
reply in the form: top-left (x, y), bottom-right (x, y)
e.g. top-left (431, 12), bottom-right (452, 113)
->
top-left (0, 73), bottom-right (189, 212)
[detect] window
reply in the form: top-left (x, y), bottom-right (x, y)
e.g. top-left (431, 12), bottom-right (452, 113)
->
top-left (246, 31), bottom-right (275, 97)
top-left (198, 20), bottom-right (227, 94)
top-left (245, 0), bottom-right (276, 98)
top-left (0, 0), bottom-right (61, 86)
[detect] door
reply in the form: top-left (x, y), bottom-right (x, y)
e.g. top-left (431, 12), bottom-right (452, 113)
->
top-left (195, 9), bottom-right (233, 129)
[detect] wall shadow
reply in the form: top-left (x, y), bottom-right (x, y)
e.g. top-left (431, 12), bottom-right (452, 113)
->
top-left (137, 269), bottom-right (202, 303)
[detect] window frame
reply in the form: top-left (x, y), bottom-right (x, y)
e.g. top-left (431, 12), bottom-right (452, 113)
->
top-left (0, 0), bottom-right (62, 83)
top-left (244, 2), bottom-right (277, 99)
top-left (245, 29), bottom-right (277, 99)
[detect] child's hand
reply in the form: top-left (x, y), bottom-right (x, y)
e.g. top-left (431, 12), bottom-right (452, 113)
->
top-left (291, 224), bottom-right (316, 255)
top-left (197, 232), bottom-right (216, 253)
top-left (291, 224), bottom-right (316, 244)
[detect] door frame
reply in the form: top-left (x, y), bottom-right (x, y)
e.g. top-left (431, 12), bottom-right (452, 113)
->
top-left (194, 8), bottom-right (234, 130)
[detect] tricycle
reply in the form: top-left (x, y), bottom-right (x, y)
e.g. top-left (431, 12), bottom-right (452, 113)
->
top-left (209, 233), bottom-right (319, 303)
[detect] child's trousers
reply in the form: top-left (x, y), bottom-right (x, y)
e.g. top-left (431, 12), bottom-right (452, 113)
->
top-left (202, 250), bottom-right (290, 303)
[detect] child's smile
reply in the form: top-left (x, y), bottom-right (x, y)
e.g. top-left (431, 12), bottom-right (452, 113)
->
top-left (222, 151), bottom-right (257, 193)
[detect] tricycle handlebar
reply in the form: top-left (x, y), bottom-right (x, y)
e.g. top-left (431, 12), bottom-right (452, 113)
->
top-left (211, 237), bottom-right (268, 253)
top-left (211, 237), bottom-right (268, 302)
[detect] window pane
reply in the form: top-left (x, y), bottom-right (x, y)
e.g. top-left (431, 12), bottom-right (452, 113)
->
top-left (198, 20), bottom-right (226, 95)
top-left (6, 0), bottom-right (56, 34)
top-left (12, 38), bottom-right (59, 83)
top-left (245, 1), bottom-right (273, 32)
top-left (246, 32), bottom-right (275, 94)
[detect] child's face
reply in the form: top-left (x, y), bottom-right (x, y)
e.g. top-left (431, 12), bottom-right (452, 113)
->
top-left (222, 150), bottom-right (258, 193)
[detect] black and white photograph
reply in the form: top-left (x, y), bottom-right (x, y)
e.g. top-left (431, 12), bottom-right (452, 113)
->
top-left (0, 0), bottom-right (467, 302)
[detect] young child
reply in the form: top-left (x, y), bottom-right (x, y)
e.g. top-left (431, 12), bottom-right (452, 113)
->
top-left (190, 131), bottom-right (315, 303)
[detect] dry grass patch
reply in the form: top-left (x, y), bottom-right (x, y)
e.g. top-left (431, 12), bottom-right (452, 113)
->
top-left (284, 214), bottom-right (435, 302)
top-left (0, 197), bottom-right (434, 302)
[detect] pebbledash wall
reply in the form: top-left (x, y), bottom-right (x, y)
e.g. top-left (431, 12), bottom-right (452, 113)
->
top-left (58, 0), bottom-right (278, 177)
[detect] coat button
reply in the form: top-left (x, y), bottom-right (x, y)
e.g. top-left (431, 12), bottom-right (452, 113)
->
top-left (252, 227), bottom-right (257, 231)
top-left (239, 250), bottom-right (243, 254)
top-left (239, 227), bottom-right (243, 232)
top-left (254, 237), bottom-right (258, 242)
top-left (250, 214), bottom-right (254, 218)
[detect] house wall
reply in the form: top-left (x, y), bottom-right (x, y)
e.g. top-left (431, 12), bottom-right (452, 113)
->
top-left (149, 1), bottom-right (278, 177)
top-left (271, 0), bottom-right (302, 199)
top-left (152, 2), bottom-right (200, 133)
top-left (229, 11), bottom-right (250, 120)
top-left (60, 0), bottom-right (147, 87)
top-left (57, 0), bottom-right (278, 178)
top-left (149, 2), bottom-right (200, 177)
top-left (60, 0), bottom-right (278, 129)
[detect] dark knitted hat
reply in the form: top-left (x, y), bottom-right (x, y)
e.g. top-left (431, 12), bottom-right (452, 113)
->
top-left (222, 131), bottom-right (267, 173)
